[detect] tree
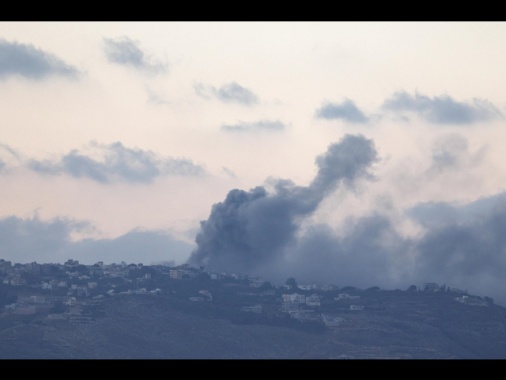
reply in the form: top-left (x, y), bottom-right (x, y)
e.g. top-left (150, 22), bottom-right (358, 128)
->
top-left (49, 301), bottom-right (67, 314)
top-left (259, 281), bottom-right (273, 291)
top-left (195, 271), bottom-right (211, 286)
top-left (0, 290), bottom-right (17, 307)
top-left (75, 264), bottom-right (90, 275)
top-left (285, 277), bottom-right (298, 289)
top-left (407, 285), bottom-right (417, 292)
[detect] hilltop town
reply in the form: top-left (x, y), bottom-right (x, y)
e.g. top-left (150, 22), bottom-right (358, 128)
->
top-left (0, 258), bottom-right (493, 328)
top-left (0, 259), bottom-right (506, 359)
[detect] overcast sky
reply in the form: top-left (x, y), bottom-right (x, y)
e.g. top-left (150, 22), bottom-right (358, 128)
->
top-left (2, 22), bottom-right (506, 304)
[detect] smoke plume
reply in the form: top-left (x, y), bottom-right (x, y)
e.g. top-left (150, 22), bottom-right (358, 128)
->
top-left (188, 134), bottom-right (378, 274)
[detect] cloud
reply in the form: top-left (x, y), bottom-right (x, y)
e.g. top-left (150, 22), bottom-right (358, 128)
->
top-left (67, 229), bottom-right (193, 265)
top-left (262, 215), bottom-right (409, 289)
top-left (0, 216), bottom-right (88, 263)
top-left (221, 120), bottom-right (286, 132)
top-left (0, 39), bottom-right (78, 80)
top-left (408, 193), bottom-right (506, 301)
top-left (145, 86), bottom-right (170, 105)
top-left (259, 190), bottom-right (506, 306)
top-left (0, 143), bottom-right (22, 161)
top-left (26, 141), bottom-right (205, 183)
top-left (315, 99), bottom-right (369, 123)
top-left (5, 130), bottom-right (506, 306)
top-left (292, 190), bottom-right (506, 307)
top-left (184, 130), bottom-right (506, 306)
top-left (382, 91), bottom-right (503, 125)
top-left (408, 192), bottom-right (506, 232)
top-left (0, 215), bottom-right (192, 265)
top-left (187, 134), bottom-right (378, 274)
top-left (310, 134), bottom-right (378, 194)
top-left (194, 81), bottom-right (259, 105)
top-left (0, 143), bottom-right (22, 170)
top-left (103, 37), bottom-right (167, 74)
top-left (221, 167), bottom-right (236, 178)
top-left (429, 134), bottom-right (486, 172)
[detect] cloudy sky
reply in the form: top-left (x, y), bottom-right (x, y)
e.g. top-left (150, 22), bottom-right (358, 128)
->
top-left (2, 22), bottom-right (506, 303)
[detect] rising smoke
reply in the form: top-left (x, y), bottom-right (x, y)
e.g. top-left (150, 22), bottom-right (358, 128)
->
top-left (187, 134), bottom-right (378, 274)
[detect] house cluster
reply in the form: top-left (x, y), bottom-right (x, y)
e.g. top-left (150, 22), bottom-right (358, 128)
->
top-left (455, 295), bottom-right (488, 306)
top-left (281, 293), bottom-right (320, 311)
top-left (0, 258), bottom-right (491, 327)
top-left (189, 289), bottom-right (213, 302)
top-left (0, 257), bottom-right (369, 326)
top-left (423, 282), bottom-right (467, 294)
top-left (278, 293), bottom-right (324, 323)
top-left (0, 259), bottom-right (161, 322)
top-left (169, 264), bottom-right (200, 280)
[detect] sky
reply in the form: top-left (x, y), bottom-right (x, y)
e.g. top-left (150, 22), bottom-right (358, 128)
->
top-left (2, 21), bottom-right (506, 304)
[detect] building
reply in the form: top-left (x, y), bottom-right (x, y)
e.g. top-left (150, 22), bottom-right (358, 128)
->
top-left (321, 314), bottom-right (344, 327)
top-left (241, 304), bottom-right (262, 313)
top-left (281, 293), bottom-right (306, 312)
top-left (306, 294), bottom-right (321, 307)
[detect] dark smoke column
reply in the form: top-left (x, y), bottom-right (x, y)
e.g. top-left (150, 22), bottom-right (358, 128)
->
top-left (187, 134), bottom-right (378, 274)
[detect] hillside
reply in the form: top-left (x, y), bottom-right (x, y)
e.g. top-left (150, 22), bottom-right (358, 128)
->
top-left (2, 289), bottom-right (506, 359)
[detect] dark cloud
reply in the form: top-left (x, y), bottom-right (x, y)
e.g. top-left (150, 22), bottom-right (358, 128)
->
top-left (0, 215), bottom-right (192, 265)
top-left (407, 202), bottom-right (463, 229)
top-left (261, 191), bottom-right (506, 306)
top-left (187, 134), bottom-right (378, 274)
top-left (27, 141), bottom-right (205, 183)
top-left (409, 193), bottom-right (506, 303)
top-left (260, 216), bottom-right (409, 290)
top-left (103, 37), bottom-right (167, 74)
top-left (185, 129), bottom-right (506, 306)
top-left (0, 39), bottom-right (78, 80)
top-left (194, 82), bottom-right (258, 105)
top-left (310, 134), bottom-right (378, 194)
top-left (315, 99), bottom-right (369, 123)
top-left (408, 192), bottom-right (506, 232)
top-left (382, 91), bottom-right (502, 125)
top-left (221, 120), bottom-right (286, 132)
top-left (289, 191), bottom-right (506, 305)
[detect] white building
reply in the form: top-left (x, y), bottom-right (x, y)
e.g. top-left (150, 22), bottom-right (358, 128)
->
top-left (305, 294), bottom-right (321, 307)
